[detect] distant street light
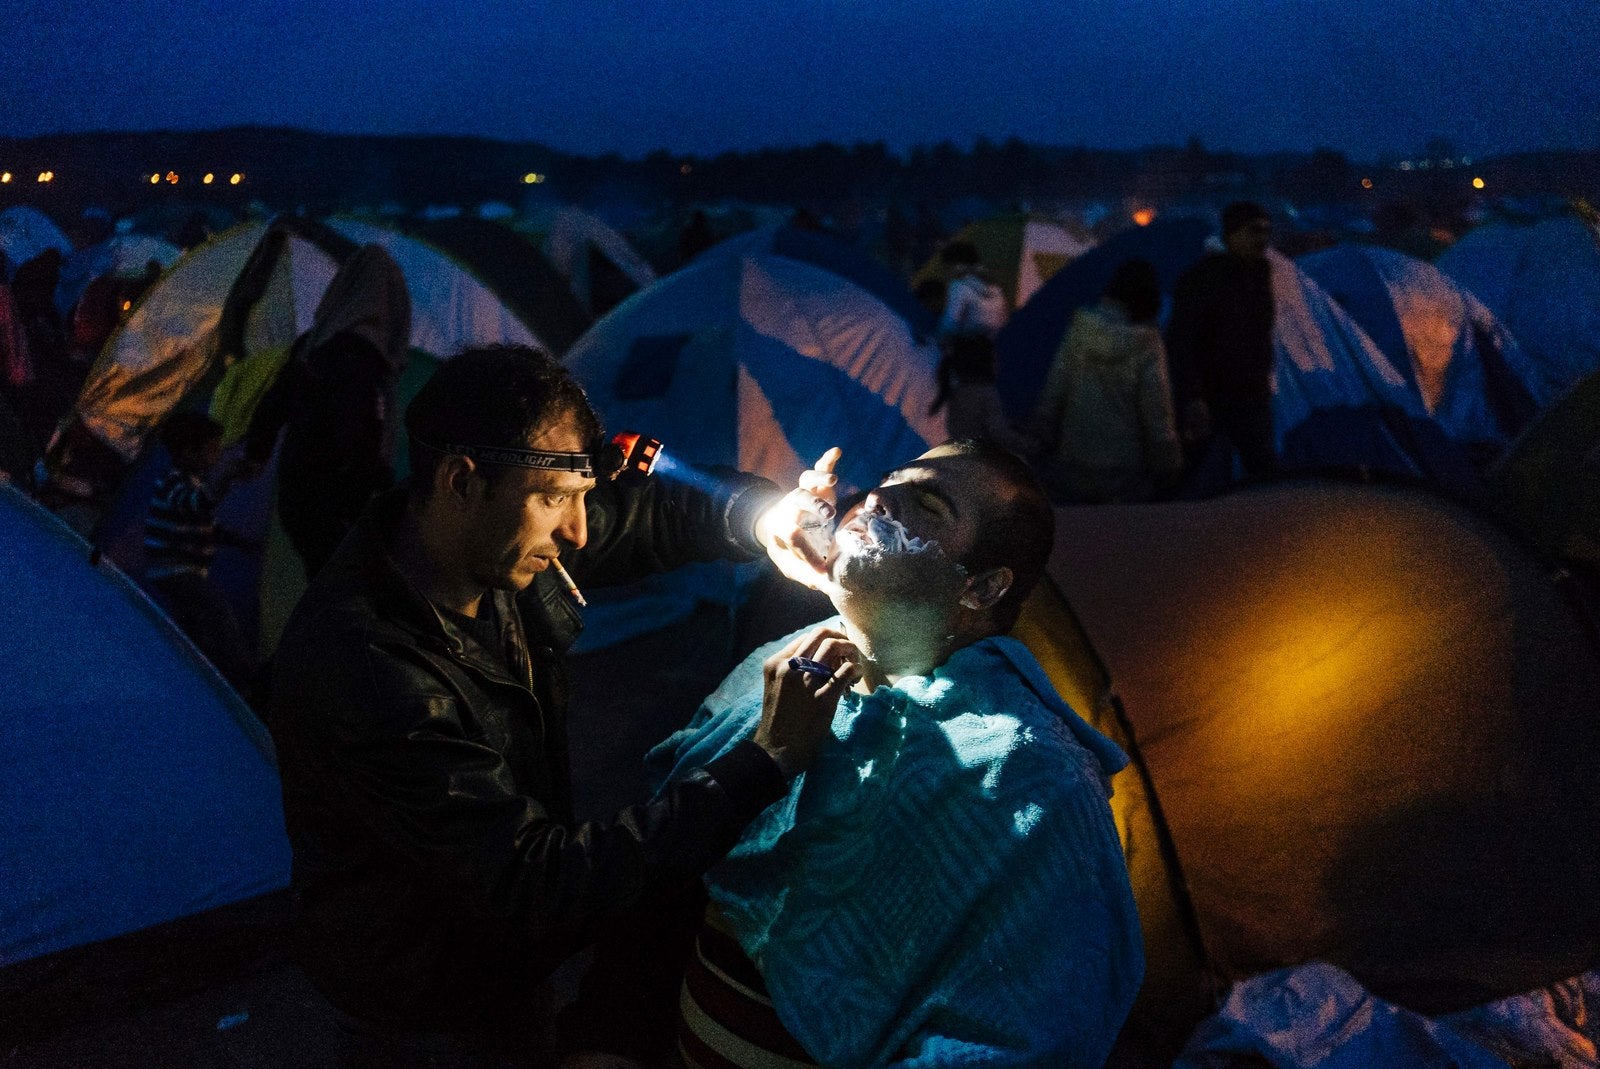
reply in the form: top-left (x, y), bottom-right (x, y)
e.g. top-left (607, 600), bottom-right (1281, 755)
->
top-left (166, 171), bottom-right (179, 184)
top-left (37, 171), bottom-right (54, 183)
top-left (230, 173), bottom-right (243, 185)
top-left (1472, 177), bottom-right (1486, 190)
top-left (150, 174), bottom-right (161, 184)
top-left (0, 173), bottom-right (11, 184)
top-left (204, 173), bottom-right (215, 184)
top-left (1360, 177), bottom-right (1374, 190)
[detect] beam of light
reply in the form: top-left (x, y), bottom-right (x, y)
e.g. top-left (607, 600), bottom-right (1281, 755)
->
top-left (648, 449), bottom-right (733, 499)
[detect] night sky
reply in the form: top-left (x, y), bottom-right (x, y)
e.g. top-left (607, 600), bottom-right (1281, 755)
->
top-left (5, 0), bottom-right (1594, 159)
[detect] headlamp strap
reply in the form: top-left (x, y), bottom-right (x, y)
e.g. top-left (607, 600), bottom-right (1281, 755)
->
top-left (413, 436), bottom-right (595, 478)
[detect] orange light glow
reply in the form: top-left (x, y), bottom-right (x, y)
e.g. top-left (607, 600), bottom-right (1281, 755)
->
top-left (1472, 177), bottom-right (1486, 190)
top-left (1132, 208), bottom-right (1156, 227)
top-left (230, 173), bottom-right (243, 185)
top-left (1361, 177), bottom-right (1374, 190)
top-left (203, 173), bottom-right (215, 184)
top-left (166, 171), bottom-right (179, 184)
top-left (37, 171), bottom-right (54, 183)
top-left (0, 173), bottom-right (11, 184)
top-left (121, 300), bottom-right (132, 312)
top-left (150, 174), bottom-right (161, 184)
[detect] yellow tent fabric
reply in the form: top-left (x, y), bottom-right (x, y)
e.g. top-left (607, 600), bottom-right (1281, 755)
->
top-left (208, 343), bottom-right (292, 447)
top-left (1043, 481), bottom-right (1600, 1059)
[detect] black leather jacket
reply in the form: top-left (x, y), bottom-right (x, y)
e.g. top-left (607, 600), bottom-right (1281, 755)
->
top-left (269, 469), bottom-right (787, 1033)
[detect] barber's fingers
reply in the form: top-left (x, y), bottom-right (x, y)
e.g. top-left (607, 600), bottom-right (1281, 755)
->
top-left (798, 631), bottom-right (858, 671)
top-left (763, 629), bottom-right (818, 680)
top-left (812, 447), bottom-right (841, 476)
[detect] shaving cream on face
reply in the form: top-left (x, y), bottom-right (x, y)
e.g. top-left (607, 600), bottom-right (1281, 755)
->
top-left (832, 512), bottom-right (965, 603)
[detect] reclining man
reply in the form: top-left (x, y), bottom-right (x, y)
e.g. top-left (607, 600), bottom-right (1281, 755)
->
top-left (646, 439), bottom-right (1145, 1068)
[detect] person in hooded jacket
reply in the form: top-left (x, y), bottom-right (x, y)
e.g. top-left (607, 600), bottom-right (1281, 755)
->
top-left (1028, 258), bottom-right (1183, 502)
top-left (245, 244), bottom-right (412, 580)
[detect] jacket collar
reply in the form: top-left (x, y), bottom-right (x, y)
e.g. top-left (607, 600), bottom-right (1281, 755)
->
top-left (328, 488), bottom-right (533, 683)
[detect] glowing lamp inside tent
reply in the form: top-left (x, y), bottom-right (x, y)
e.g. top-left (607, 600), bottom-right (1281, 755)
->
top-left (1132, 208), bottom-right (1156, 227)
top-left (230, 173), bottom-right (243, 185)
top-left (203, 173), bottom-right (215, 184)
top-left (1472, 177), bottom-right (1486, 190)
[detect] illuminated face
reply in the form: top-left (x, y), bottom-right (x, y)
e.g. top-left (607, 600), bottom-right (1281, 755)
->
top-left (462, 414), bottom-right (596, 593)
top-left (828, 448), bottom-right (994, 605)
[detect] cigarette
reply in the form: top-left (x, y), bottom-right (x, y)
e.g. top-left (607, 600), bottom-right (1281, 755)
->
top-left (550, 557), bottom-right (587, 607)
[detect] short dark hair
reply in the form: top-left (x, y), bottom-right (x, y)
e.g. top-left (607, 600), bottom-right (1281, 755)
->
top-left (160, 411), bottom-right (223, 457)
top-left (929, 438), bottom-right (1055, 633)
top-left (1102, 258), bottom-right (1162, 324)
top-left (405, 345), bottom-right (602, 500)
top-left (1221, 201), bottom-right (1270, 236)
top-left (939, 240), bottom-right (981, 267)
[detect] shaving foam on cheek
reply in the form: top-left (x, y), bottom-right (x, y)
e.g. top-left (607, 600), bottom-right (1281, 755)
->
top-left (795, 498), bottom-right (837, 561)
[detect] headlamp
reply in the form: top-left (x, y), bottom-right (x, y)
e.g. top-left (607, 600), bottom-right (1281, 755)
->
top-left (412, 436), bottom-right (597, 478)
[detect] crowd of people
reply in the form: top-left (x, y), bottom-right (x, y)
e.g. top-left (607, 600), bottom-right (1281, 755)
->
top-left (1, 198), bottom-right (1300, 1067)
top-left (928, 200), bottom-right (1280, 504)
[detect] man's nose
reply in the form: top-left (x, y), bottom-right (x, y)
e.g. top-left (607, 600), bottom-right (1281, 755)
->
top-left (555, 498), bottom-right (587, 550)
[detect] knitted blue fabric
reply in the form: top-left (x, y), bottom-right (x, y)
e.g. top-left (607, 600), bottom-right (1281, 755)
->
top-left (648, 619), bottom-right (1144, 1068)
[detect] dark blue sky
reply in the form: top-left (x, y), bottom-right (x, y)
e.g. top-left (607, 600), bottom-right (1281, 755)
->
top-left (6, 0), bottom-right (1594, 159)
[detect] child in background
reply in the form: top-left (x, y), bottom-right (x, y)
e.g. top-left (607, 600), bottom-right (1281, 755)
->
top-left (928, 333), bottom-right (1037, 457)
top-left (144, 412), bottom-right (258, 692)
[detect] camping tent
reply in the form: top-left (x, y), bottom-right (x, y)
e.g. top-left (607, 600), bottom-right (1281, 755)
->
top-left (914, 214), bottom-right (1094, 313)
top-left (1436, 215), bottom-right (1600, 394)
top-left (561, 226), bottom-right (947, 646)
top-left (0, 483), bottom-right (289, 975)
top-left (0, 206), bottom-right (72, 278)
top-left (1033, 480), bottom-right (1600, 1060)
top-left (535, 206), bottom-right (658, 319)
top-left (53, 233), bottom-right (183, 317)
top-left (323, 218), bottom-right (540, 358)
top-left (995, 217), bottom-right (1212, 419)
top-left (1299, 244), bottom-right (1553, 448)
top-left (995, 220), bottom-right (1480, 490)
top-left (410, 216), bottom-right (591, 356)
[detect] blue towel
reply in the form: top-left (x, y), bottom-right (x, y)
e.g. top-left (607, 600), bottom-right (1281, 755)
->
top-left (649, 619), bottom-right (1144, 1068)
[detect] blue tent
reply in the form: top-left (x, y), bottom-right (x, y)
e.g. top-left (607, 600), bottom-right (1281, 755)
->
top-left (994, 217), bottom-right (1211, 419)
top-left (0, 484), bottom-right (289, 971)
top-left (1436, 217), bottom-right (1600, 394)
top-left (997, 219), bottom-right (1482, 493)
top-left (562, 232), bottom-right (947, 648)
top-left (710, 224), bottom-right (938, 343)
top-left (1299, 245), bottom-right (1553, 448)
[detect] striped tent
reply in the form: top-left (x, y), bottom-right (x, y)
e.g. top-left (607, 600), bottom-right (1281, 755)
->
top-left (1300, 244), bottom-right (1554, 448)
top-left (562, 227), bottom-right (946, 647)
top-left (1437, 215), bottom-right (1600, 394)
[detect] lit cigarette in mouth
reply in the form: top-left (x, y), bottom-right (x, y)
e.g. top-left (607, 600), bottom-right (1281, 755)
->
top-left (550, 557), bottom-right (587, 607)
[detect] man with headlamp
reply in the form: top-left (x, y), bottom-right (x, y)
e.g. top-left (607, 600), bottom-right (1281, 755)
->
top-left (268, 344), bottom-right (858, 1065)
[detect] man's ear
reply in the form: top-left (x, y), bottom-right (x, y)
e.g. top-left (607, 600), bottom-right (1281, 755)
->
top-left (959, 566), bottom-right (1013, 612)
top-left (438, 454), bottom-right (482, 506)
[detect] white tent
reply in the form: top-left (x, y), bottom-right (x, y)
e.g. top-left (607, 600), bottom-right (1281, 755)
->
top-left (537, 206), bottom-right (657, 316)
top-left (0, 206), bottom-right (72, 278)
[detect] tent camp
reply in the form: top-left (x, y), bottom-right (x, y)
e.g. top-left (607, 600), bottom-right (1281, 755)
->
top-left (995, 220), bottom-right (1481, 490)
top-left (914, 214), bottom-right (1094, 313)
top-left (53, 233), bottom-right (183, 317)
top-left (1436, 215), bottom-right (1600, 394)
top-left (0, 205), bottom-right (72, 278)
top-left (561, 224), bottom-right (947, 646)
top-left (1299, 244), bottom-right (1553, 448)
top-left (0, 483), bottom-right (289, 1007)
top-left (533, 206), bottom-right (658, 319)
top-left (410, 215), bottom-right (592, 356)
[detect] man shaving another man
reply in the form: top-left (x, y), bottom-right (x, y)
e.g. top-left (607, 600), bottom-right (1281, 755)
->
top-left (636, 439), bottom-right (1145, 1068)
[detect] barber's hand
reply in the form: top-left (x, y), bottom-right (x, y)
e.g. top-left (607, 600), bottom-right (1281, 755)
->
top-left (756, 447), bottom-right (841, 591)
top-left (754, 625), bottom-right (861, 779)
